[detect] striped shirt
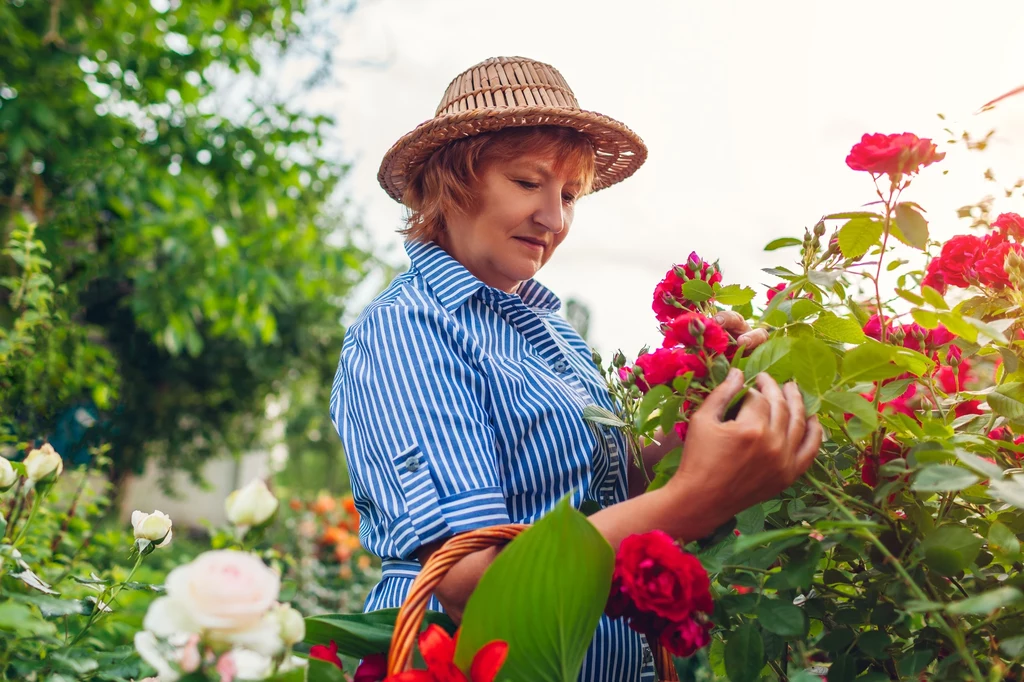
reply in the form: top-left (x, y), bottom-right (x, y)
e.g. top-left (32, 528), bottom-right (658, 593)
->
top-left (330, 240), bottom-right (656, 681)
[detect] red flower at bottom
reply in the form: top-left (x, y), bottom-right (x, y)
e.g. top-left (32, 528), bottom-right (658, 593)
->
top-left (354, 654), bottom-right (388, 682)
top-left (660, 618), bottom-right (713, 658)
top-left (311, 641), bottom-right (346, 671)
top-left (386, 625), bottom-right (508, 682)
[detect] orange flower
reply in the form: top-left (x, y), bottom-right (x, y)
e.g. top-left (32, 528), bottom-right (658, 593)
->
top-left (322, 526), bottom-right (348, 546)
top-left (357, 555), bottom-right (372, 571)
top-left (342, 496), bottom-right (358, 515)
top-left (312, 494), bottom-right (336, 515)
top-left (289, 498), bottom-right (304, 512)
top-left (339, 565), bottom-right (353, 580)
top-left (334, 544), bottom-right (353, 563)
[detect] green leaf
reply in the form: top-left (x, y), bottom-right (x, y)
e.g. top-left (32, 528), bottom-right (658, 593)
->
top-left (682, 279), bottom-right (715, 304)
top-left (304, 609), bottom-right (455, 659)
top-left (827, 654), bottom-right (858, 682)
top-left (743, 336), bottom-right (794, 383)
top-left (893, 203), bottom-right (929, 250)
top-left (936, 311), bottom-right (979, 343)
top-left (724, 624), bottom-right (765, 682)
top-left (581, 405), bottom-right (627, 428)
top-left (821, 391), bottom-right (878, 430)
top-left (895, 288), bottom-right (926, 306)
top-left (733, 528), bottom-right (809, 554)
top-left (955, 449), bottom-right (1005, 480)
top-left (757, 599), bottom-right (808, 637)
top-left (0, 602), bottom-right (57, 636)
top-left (812, 312), bottom-right (866, 344)
top-left (302, 657), bottom-right (347, 682)
top-left (911, 465), bottom-right (981, 492)
top-left (1001, 635), bottom-right (1024, 658)
top-left (840, 340), bottom-right (902, 384)
top-left (637, 384), bottom-right (673, 428)
top-left (921, 285), bottom-right (948, 310)
top-left (455, 498), bottom-right (613, 681)
top-left (911, 308), bottom-right (940, 329)
top-left (990, 476), bottom-right (1024, 509)
top-left (857, 630), bottom-right (892, 659)
top-left (838, 217), bottom-right (884, 258)
top-left (946, 587), bottom-right (1023, 615)
top-left (716, 284), bottom-right (757, 306)
top-left (920, 525), bottom-right (982, 576)
top-left (11, 594), bottom-right (91, 618)
top-left (791, 337), bottom-right (837, 396)
top-left (988, 383), bottom-right (1024, 421)
top-left (988, 521), bottom-right (1021, 560)
top-left (764, 237), bottom-right (803, 251)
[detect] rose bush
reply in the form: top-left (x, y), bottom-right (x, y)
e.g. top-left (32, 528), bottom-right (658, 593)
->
top-left (596, 129), bottom-right (1024, 681)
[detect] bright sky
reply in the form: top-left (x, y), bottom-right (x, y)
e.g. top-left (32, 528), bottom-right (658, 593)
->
top-left (306, 0), bottom-right (1024, 359)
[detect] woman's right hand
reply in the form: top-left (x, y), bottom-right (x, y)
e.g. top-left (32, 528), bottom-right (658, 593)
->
top-left (665, 368), bottom-right (822, 530)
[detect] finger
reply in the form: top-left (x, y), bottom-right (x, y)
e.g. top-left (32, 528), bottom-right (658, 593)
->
top-left (713, 310), bottom-right (751, 335)
top-left (736, 384), bottom-right (770, 423)
top-left (699, 368), bottom-right (747, 421)
top-left (784, 382), bottom-right (807, 449)
top-left (736, 328), bottom-right (769, 353)
top-left (792, 416), bottom-right (824, 474)
top-left (755, 372), bottom-right (789, 434)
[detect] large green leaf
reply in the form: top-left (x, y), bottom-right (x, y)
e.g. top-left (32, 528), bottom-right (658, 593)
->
top-left (893, 203), bottom-right (929, 250)
top-left (304, 609), bottom-right (456, 659)
top-left (757, 599), bottom-right (808, 637)
top-left (840, 341), bottom-right (902, 384)
top-left (812, 312), bottom-right (866, 344)
top-left (791, 337), bottom-right (837, 396)
top-left (724, 624), bottom-right (764, 682)
top-left (455, 498), bottom-right (613, 681)
top-left (920, 525), bottom-right (982, 576)
top-left (682, 279), bottom-right (715, 303)
top-left (988, 521), bottom-right (1022, 560)
top-left (911, 465), bottom-right (981, 492)
top-left (838, 216), bottom-right (883, 258)
top-left (821, 391), bottom-right (877, 430)
top-left (743, 336), bottom-right (794, 383)
top-left (946, 587), bottom-right (1023, 615)
top-left (989, 383), bottom-right (1024, 422)
top-left (716, 284), bottom-right (757, 305)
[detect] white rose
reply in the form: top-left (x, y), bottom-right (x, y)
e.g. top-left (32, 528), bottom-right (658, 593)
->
top-left (220, 649), bottom-right (274, 680)
top-left (23, 443), bottom-right (62, 483)
top-left (143, 550), bottom-right (283, 655)
top-left (132, 510), bottom-right (173, 547)
top-left (224, 479), bottom-right (279, 529)
top-left (270, 602), bottom-right (305, 646)
top-left (0, 457), bottom-right (17, 491)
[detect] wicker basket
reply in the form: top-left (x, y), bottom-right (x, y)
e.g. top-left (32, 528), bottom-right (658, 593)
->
top-left (386, 524), bottom-right (679, 681)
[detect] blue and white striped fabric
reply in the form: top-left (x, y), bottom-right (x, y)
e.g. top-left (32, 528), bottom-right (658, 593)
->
top-left (330, 240), bottom-right (656, 681)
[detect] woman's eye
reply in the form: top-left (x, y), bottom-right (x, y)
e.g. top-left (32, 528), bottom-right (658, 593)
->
top-left (516, 180), bottom-right (539, 189)
top-left (563, 193), bottom-right (577, 204)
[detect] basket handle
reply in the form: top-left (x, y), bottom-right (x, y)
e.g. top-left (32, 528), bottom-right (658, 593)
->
top-left (385, 523), bottom-right (679, 681)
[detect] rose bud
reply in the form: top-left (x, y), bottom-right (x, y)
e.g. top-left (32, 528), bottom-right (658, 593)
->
top-left (132, 510), bottom-right (173, 547)
top-left (0, 457), bottom-right (18, 492)
top-left (271, 603), bottom-right (306, 646)
top-left (23, 443), bottom-right (63, 484)
top-left (225, 479), bottom-right (280, 529)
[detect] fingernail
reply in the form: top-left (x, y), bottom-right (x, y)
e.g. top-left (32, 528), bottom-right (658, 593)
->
top-left (729, 368), bottom-right (742, 380)
top-left (714, 314), bottom-right (726, 324)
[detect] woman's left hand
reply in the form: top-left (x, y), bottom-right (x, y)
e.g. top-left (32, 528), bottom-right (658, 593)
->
top-left (714, 310), bottom-right (769, 354)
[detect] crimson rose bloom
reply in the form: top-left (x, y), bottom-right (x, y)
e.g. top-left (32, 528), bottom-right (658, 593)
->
top-left (310, 641), bottom-right (345, 671)
top-left (630, 348), bottom-right (708, 393)
top-left (845, 132), bottom-right (945, 178)
top-left (652, 253), bottom-right (722, 323)
top-left (993, 212), bottom-right (1024, 241)
top-left (977, 241), bottom-right (1023, 289)
top-left (861, 437), bottom-right (906, 487)
top-left (661, 313), bottom-right (729, 354)
top-left (353, 654), bottom-right (388, 682)
top-left (609, 530), bottom-right (713, 622)
top-left (660, 618), bottom-right (713, 658)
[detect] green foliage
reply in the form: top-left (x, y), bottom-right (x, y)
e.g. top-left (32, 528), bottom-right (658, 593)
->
top-left (0, 0), bottom-right (375, 481)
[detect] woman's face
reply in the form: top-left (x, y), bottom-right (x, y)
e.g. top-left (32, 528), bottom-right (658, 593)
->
top-left (438, 153), bottom-right (581, 294)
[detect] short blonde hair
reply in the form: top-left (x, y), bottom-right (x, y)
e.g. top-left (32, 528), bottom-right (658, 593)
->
top-left (400, 126), bottom-right (597, 243)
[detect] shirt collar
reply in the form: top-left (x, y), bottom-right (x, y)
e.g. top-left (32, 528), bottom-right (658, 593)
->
top-left (405, 240), bottom-right (561, 315)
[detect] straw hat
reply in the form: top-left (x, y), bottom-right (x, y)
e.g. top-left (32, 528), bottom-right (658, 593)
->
top-left (377, 56), bottom-right (648, 204)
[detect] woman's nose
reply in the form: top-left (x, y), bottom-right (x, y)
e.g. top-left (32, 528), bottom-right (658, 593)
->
top-left (532, 191), bottom-right (566, 234)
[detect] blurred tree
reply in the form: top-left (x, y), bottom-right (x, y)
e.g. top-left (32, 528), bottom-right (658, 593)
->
top-left (0, 0), bottom-right (374, 486)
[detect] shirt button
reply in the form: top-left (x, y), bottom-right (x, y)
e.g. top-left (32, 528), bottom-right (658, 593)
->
top-left (642, 647), bottom-right (654, 664)
top-left (406, 456), bottom-right (420, 472)
top-left (553, 359), bottom-right (569, 373)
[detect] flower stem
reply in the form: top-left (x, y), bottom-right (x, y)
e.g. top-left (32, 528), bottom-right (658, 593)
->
top-left (67, 552), bottom-right (145, 647)
top-left (11, 488), bottom-right (43, 546)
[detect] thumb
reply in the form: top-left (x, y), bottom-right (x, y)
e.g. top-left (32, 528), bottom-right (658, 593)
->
top-left (701, 368), bottom-right (747, 421)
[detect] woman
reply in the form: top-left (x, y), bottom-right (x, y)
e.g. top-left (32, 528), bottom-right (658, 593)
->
top-left (330, 56), bottom-right (822, 681)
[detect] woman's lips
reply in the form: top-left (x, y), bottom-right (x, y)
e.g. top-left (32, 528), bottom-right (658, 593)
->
top-left (513, 237), bottom-right (545, 252)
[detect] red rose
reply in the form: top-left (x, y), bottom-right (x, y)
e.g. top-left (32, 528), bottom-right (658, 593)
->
top-left (955, 400), bottom-right (984, 417)
top-left (861, 437), bottom-right (905, 487)
top-left (900, 323), bottom-right (928, 353)
top-left (922, 259), bottom-right (948, 294)
top-left (926, 325), bottom-right (955, 348)
top-left (661, 313), bottom-right (730, 354)
top-left (311, 641), bottom-right (346, 671)
top-left (845, 132), bottom-right (945, 178)
top-left (354, 654), bottom-right (388, 682)
top-left (652, 254), bottom-right (722, 323)
top-left (632, 348), bottom-right (708, 393)
top-left (937, 355), bottom-right (971, 394)
top-left (659, 618), bottom-right (713, 658)
top-left (610, 531), bottom-right (713, 623)
top-left (977, 241), bottom-right (1023, 289)
top-left (863, 314), bottom-right (892, 341)
top-left (932, 234), bottom-right (986, 290)
top-left (993, 212), bottom-right (1024, 241)
top-left (989, 426), bottom-right (1011, 442)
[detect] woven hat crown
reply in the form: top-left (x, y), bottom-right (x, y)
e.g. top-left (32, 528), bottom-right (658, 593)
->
top-left (378, 56), bottom-right (647, 204)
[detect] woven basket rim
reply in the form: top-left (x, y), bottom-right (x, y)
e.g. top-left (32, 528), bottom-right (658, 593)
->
top-left (376, 57), bottom-right (648, 204)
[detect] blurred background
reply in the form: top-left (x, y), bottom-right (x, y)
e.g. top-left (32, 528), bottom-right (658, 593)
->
top-left (2, 0), bottom-right (1023, 522)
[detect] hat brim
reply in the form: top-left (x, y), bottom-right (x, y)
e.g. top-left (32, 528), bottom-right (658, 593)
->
top-left (377, 105), bottom-right (647, 204)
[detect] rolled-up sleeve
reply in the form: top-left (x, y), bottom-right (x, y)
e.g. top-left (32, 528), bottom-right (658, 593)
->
top-left (332, 302), bottom-right (510, 559)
